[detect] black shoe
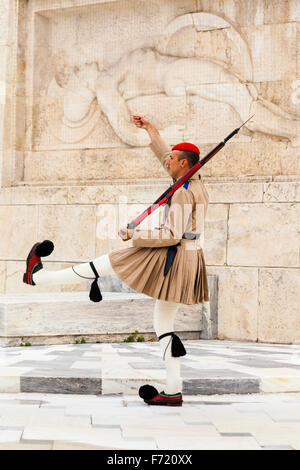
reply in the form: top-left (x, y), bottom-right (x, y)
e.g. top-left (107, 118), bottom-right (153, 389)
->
top-left (23, 240), bottom-right (54, 285)
top-left (144, 390), bottom-right (183, 407)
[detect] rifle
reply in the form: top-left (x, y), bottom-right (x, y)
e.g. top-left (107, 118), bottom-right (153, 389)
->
top-left (120, 115), bottom-right (254, 236)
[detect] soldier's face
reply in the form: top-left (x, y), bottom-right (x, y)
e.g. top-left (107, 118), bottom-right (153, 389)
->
top-left (166, 150), bottom-right (185, 179)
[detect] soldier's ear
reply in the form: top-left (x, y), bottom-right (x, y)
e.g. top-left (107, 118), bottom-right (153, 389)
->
top-left (181, 158), bottom-right (188, 167)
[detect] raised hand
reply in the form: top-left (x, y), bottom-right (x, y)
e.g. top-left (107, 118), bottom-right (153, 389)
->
top-left (132, 115), bottom-right (151, 129)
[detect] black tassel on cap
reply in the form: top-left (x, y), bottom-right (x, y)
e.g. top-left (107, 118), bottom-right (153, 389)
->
top-left (89, 262), bottom-right (102, 303)
top-left (158, 332), bottom-right (186, 357)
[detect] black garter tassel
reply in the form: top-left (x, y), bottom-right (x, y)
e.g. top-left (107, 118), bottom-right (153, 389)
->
top-left (158, 332), bottom-right (186, 357)
top-left (89, 262), bottom-right (102, 303)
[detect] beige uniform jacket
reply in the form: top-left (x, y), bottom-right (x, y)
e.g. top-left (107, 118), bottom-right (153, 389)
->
top-left (131, 135), bottom-right (209, 248)
top-left (109, 135), bottom-right (209, 304)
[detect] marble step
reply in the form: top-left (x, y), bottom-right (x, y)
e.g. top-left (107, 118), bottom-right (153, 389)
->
top-left (2, 338), bottom-right (299, 396)
top-left (18, 375), bottom-right (260, 396)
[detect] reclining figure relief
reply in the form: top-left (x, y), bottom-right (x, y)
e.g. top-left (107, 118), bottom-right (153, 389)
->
top-left (47, 13), bottom-right (300, 147)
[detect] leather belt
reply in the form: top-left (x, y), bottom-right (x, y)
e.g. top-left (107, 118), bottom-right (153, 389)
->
top-left (182, 232), bottom-right (200, 240)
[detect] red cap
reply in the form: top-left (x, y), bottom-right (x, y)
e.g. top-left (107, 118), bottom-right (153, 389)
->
top-left (172, 142), bottom-right (200, 155)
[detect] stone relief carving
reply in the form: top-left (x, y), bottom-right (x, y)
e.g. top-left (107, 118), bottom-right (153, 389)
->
top-left (46, 12), bottom-right (300, 147)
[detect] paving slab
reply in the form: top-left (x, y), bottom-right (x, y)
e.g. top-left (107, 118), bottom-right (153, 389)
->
top-left (0, 391), bottom-right (300, 450)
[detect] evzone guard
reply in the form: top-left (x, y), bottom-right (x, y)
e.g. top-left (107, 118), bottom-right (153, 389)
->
top-left (23, 114), bottom-right (210, 407)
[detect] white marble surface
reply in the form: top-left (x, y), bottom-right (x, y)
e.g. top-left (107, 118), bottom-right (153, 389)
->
top-left (0, 391), bottom-right (299, 449)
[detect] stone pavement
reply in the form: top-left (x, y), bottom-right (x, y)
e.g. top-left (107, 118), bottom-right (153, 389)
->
top-left (1, 339), bottom-right (300, 395)
top-left (0, 392), bottom-right (300, 450)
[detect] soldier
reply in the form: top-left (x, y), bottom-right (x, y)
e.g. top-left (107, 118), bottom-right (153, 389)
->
top-left (23, 115), bottom-right (209, 407)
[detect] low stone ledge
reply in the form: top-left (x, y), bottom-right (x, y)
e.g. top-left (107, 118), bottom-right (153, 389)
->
top-left (0, 274), bottom-right (218, 347)
top-left (0, 292), bottom-right (203, 347)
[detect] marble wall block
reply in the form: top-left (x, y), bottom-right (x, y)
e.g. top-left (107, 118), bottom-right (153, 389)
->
top-left (241, 23), bottom-right (297, 82)
top-left (37, 205), bottom-right (97, 261)
top-left (211, 140), bottom-right (284, 177)
top-left (206, 182), bottom-right (263, 203)
top-left (0, 261), bottom-right (6, 294)
top-left (24, 148), bottom-right (167, 182)
top-left (0, 187), bottom-right (11, 205)
top-left (290, 0), bottom-right (300, 22)
top-left (0, 0), bottom-right (10, 46)
top-left (197, 0), bottom-right (299, 28)
top-left (34, 97), bottom-right (123, 151)
top-left (0, 205), bottom-right (38, 260)
top-left (258, 80), bottom-right (300, 117)
top-left (197, 0), bottom-right (262, 27)
top-left (0, 43), bottom-right (9, 183)
top-left (203, 204), bottom-right (228, 265)
top-left (258, 268), bottom-right (300, 343)
top-left (126, 95), bottom-right (186, 143)
top-left (68, 182), bottom-right (169, 205)
top-left (207, 266), bottom-right (258, 341)
top-left (194, 18), bottom-right (252, 82)
top-left (280, 145), bottom-right (300, 175)
top-left (0, 46), bottom-right (9, 99)
top-left (10, 186), bottom-right (69, 205)
top-left (274, 175), bottom-right (300, 182)
top-left (184, 96), bottom-right (250, 146)
top-left (195, 29), bottom-right (233, 70)
top-left (228, 203), bottom-right (300, 267)
top-left (165, 24), bottom-right (197, 57)
top-left (200, 274), bottom-right (218, 339)
top-left (68, 186), bottom-right (116, 205)
top-left (263, 182), bottom-right (300, 203)
top-left (297, 22), bottom-right (300, 80)
top-left (79, 148), bottom-right (156, 182)
top-left (263, 0), bottom-right (300, 24)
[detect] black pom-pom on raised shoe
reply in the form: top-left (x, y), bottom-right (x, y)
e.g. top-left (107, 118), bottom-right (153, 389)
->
top-left (23, 240), bottom-right (54, 285)
top-left (138, 384), bottom-right (159, 401)
top-left (35, 240), bottom-right (54, 258)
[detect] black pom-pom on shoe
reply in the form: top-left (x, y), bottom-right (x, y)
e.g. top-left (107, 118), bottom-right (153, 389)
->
top-left (138, 385), bottom-right (158, 400)
top-left (35, 240), bottom-right (54, 258)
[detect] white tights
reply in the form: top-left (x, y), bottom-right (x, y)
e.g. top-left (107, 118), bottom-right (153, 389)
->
top-left (33, 254), bottom-right (115, 284)
top-left (33, 255), bottom-right (182, 394)
top-left (153, 300), bottom-right (181, 394)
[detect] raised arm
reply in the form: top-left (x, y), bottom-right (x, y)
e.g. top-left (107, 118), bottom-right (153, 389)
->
top-left (132, 115), bottom-right (171, 173)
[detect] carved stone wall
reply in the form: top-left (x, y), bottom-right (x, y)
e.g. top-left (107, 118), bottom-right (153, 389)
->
top-left (0, 0), bottom-right (299, 344)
